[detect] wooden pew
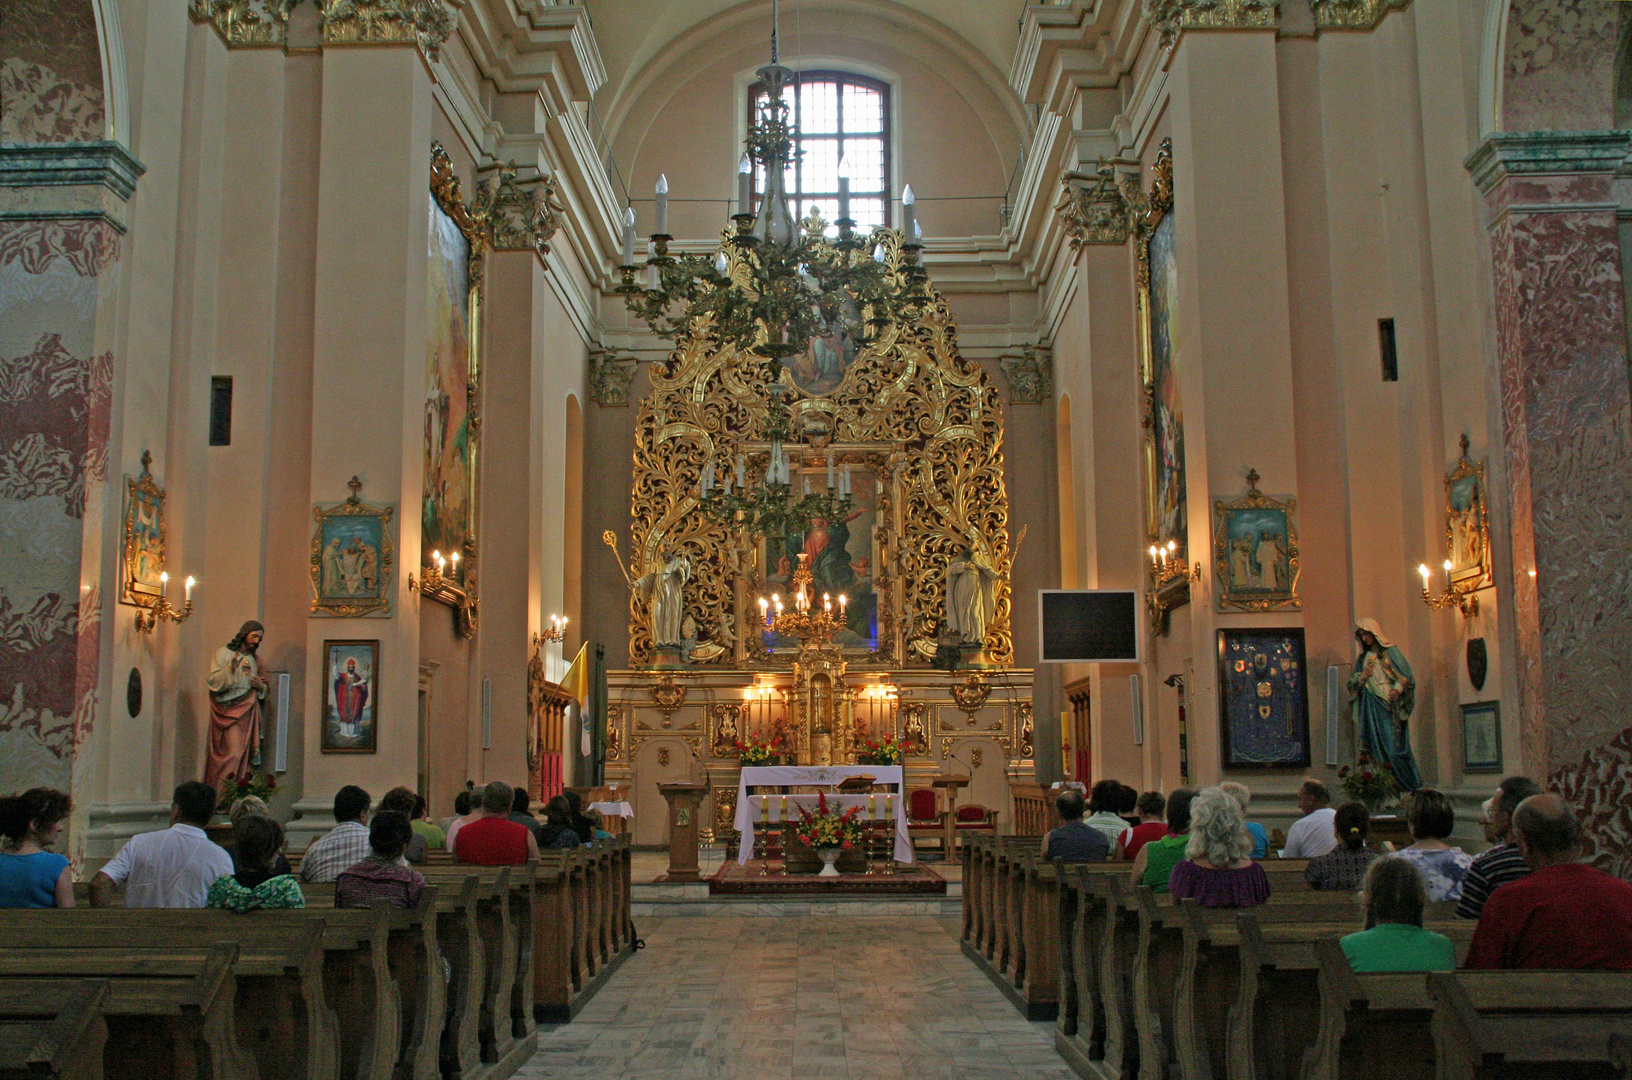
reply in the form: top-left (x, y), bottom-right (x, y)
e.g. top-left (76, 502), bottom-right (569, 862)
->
top-left (13, 908), bottom-right (400, 1080)
top-left (0, 980), bottom-right (109, 1080)
top-left (413, 866), bottom-right (526, 1074)
top-left (299, 886), bottom-right (445, 1080)
top-left (1306, 948), bottom-right (1632, 1080)
top-left (0, 916), bottom-right (334, 1080)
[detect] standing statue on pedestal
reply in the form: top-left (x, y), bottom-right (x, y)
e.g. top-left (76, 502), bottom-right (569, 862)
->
top-left (636, 549), bottom-right (690, 645)
top-left (1347, 618), bottom-right (1423, 792)
top-left (945, 541), bottom-right (997, 646)
top-left (205, 620), bottom-right (268, 794)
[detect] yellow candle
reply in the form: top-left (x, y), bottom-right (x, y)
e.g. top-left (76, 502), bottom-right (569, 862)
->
top-left (868, 794), bottom-right (877, 821)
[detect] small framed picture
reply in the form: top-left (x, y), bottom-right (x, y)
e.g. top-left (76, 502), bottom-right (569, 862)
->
top-left (1461, 701), bottom-right (1502, 773)
top-left (322, 640), bottom-right (379, 754)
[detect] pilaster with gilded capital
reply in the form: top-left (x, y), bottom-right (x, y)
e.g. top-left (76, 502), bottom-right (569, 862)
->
top-left (1000, 346), bottom-right (1054, 404)
top-left (469, 162), bottom-right (566, 257)
top-left (1147, 0), bottom-right (1277, 51)
top-left (318, 0), bottom-right (457, 61)
top-left (189, 0), bottom-right (301, 47)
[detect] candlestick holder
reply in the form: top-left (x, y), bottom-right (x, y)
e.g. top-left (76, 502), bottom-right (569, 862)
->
top-left (135, 593), bottom-right (193, 634)
top-left (766, 553), bottom-right (847, 645)
top-left (537, 614), bottom-right (567, 643)
top-left (1418, 564), bottom-right (1479, 617)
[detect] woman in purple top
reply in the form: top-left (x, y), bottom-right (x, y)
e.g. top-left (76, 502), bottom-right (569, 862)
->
top-left (1168, 786), bottom-right (1271, 908)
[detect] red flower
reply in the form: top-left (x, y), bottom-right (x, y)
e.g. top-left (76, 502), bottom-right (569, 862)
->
top-left (841, 841), bottom-right (853, 850)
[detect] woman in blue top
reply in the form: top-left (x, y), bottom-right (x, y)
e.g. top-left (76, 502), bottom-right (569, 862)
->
top-left (0, 787), bottom-right (74, 908)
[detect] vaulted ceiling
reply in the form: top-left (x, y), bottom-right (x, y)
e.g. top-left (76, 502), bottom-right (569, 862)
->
top-left (582, 0), bottom-right (1022, 113)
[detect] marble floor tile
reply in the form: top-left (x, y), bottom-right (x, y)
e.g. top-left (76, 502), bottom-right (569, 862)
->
top-left (513, 914), bottom-right (1076, 1079)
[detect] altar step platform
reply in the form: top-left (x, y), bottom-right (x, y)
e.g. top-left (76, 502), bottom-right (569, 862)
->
top-left (630, 846), bottom-right (962, 917)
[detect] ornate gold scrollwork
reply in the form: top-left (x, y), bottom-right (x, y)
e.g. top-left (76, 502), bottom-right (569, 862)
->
top-left (1147, 0), bottom-right (1277, 51)
top-left (625, 228), bottom-right (1013, 667)
top-left (189, 0), bottom-right (299, 45)
top-left (900, 701), bottom-right (929, 755)
top-left (605, 704), bottom-right (625, 761)
top-left (1310, 0), bottom-right (1408, 31)
top-left (1057, 160), bottom-right (1132, 247)
top-left (714, 787), bottom-right (739, 841)
top-left (710, 702), bottom-right (746, 757)
top-left (468, 161), bottom-right (565, 258)
top-left (650, 675), bottom-right (686, 722)
top-left (950, 673), bottom-right (991, 714)
top-left (1017, 702), bottom-right (1035, 760)
top-left (317, 0), bottom-right (456, 60)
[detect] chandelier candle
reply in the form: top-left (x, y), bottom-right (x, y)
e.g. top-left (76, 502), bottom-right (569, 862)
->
top-left (654, 174), bottom-right (669, 236)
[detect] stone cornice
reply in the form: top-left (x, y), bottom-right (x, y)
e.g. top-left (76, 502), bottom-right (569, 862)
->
top-left (0, 142), bottom-right (147, 231)
top-left (1465, 131), bottom-right (1632, 195)
top-left (459, 0), bottom-right (603, 109)
top-left (1148, 0), bottom-right (1277, 52)
top-left (318, 0), bottom-right (458, 61)
top-left (1309, 0), bottom-right (1410, 32)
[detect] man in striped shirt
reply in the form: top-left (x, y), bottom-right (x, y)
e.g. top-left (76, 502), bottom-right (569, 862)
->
top-left (1456, 775), bottom-right (1541, 919)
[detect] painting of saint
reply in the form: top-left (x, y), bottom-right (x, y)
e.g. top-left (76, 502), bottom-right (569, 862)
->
top-left (1147, 212), bottom-right (1187, 553)
top-left (318, 516), bottom-right (384, 600)
top-left (760, 472), bottom-right (878, 651)
top-left (123, 467), bottom-right (166, 605)
top-left (786, 296), bottom-right (862, 398)
top-left (1222, 508), bottom-right (1291, 594)
top-left (424, 194), bottom-right (474, 584)
top-left (1447, 471), bottom-right (1487, 585)
top-left (322, 640), bottom-right (378, 753)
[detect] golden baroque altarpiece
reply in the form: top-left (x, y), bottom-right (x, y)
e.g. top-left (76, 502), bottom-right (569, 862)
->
top-left (604, 227), bottom-right (1035, 844)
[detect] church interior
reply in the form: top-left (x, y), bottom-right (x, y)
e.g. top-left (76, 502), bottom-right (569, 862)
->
top-left (2, 0), bottom-right (1631, 1077)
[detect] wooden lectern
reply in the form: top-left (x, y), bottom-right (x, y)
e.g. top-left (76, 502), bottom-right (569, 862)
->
top-left (933, 774), bottom-right (971, 856)
top-left (657, 781), bottom-right (710, 882)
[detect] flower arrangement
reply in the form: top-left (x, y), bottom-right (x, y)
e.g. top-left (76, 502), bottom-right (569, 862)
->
top-left (856, 734), bottom-right (904, 766)
top-left (216, 771), bottom-right (278, 814)
top-left (1337, 753), bottom-right (1398, 810)
top-left (734, 732), bottom-right (784, 766)
top-left (795, 792), bottom-right (865, 851)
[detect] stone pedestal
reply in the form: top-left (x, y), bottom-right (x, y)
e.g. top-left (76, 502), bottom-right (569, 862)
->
top-left (657, 781), bottom-right (710, 882)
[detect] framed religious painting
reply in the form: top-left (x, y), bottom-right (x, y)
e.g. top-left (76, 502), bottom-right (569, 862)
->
top-left (422, 142), bottom-right (484, 638)
top-left (309, 478), bottom-right (395, 618)
top-left (322, 639), bottom-right (379, 753)
top-left (1461, 701), bottom-right (1502, 773)
top-left (1444, 435), bottom-right (1492, 594)
top-left (1137, 140), bottom-right (1185, 561)
top-left (1212, 470), bottom-right (1302, 612)
top-left (1218, 628), bottom-right (1310, 768)
top-left (756, 453), bottom-right (887, 657)
top-left (121, 452), bottom-right (165, 607)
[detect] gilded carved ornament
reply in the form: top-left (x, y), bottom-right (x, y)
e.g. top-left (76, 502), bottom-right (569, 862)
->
top-left (318, 0), bottom-right (456, 61)
top-left (469, 162), bottom-right (566, 257)
top-left (189, 0), bottom-right (300, 45)
top-left (999, 345), bottom-right (1053, 404)
top-left (588, 349), bottom-right (637, 407)
top-left (625, 228), bottom-right (1014, 668)
top-left (1309, 0), bottom-right (1410, 31)
top-left (1056, 160), bottom-right (1132, 247)
top-left (1146, 0), bottom-right (1278, 51)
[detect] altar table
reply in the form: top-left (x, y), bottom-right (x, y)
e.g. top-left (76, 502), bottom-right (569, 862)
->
top-left (734, 765), bottom-right (911, 865)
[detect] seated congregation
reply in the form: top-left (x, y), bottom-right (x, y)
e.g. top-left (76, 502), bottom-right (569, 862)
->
top-left (991, 775), bottom-right (1632, 1079)
top-left (0, 778), bottom-right (634, 1080)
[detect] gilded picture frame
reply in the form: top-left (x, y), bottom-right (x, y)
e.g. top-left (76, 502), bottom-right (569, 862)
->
top-left (322, 639), bottom-right (379, 754)
top-left (1461, 700), bottom-right (1502, 773)
top-left (1445, 435), bottom-right (1492, 595)
top-left (120, 451), bottom-right (165, 607)
top-left (1212, 471), bottom-right (1302, 612)
top-left (423, 141), bottom-right (484, 638)
top-left (1134, 139), bottom-right (1182, 556)
top-left (309, 479), bottom-right (395, 618)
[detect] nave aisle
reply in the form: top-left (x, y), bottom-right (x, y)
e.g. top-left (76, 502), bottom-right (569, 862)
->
top-left (517, 915), bottom-right (1075, 1080)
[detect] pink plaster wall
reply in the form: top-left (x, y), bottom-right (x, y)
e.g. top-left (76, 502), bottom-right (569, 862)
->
top-left (1501, 0), bottom-right (1627, 133)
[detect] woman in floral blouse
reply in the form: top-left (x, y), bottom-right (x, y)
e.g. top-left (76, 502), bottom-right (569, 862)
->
top-left (207, 815), bottom-right (304, 911)
top-left (1393, 788), bottom-right (1474, 901)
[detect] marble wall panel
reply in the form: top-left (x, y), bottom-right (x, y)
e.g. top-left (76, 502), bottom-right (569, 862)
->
top-left (0, 219), bottom-right (116, 806)
top-left (1501, 0), bottom-right (1626, 133)
top-left (0, 0), bottom-right (105, 143)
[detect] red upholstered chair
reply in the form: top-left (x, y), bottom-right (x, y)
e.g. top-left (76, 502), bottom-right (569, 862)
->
top-left (905, 788), bottom-right (947, 855)
top-left (953, 803), bottom-right (999, 834)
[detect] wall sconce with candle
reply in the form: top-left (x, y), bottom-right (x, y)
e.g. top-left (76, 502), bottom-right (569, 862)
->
top-left (409, 545), bottom-right (478, 638)
top-left (1418, 560), bottom-right (1479, 617)
top-left (538, 614), bottom-right (567, 643)
top-left (135, 572), bottom-right (195, 633)
top-left (1145, 539), bottom-right (1201, 637)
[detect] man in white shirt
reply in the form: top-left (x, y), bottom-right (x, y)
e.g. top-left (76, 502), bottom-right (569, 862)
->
top-left (89, 781), bottom-right (234, 907)
top-left (299, 785), bottom-right (372, 883)
top-left (1281, 778), bottom-right (1339, 858)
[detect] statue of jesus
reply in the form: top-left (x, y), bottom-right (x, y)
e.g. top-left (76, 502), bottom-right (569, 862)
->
top-left (204, 620), bottom-right (268, 794)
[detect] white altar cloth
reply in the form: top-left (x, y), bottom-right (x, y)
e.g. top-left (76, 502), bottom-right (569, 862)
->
top-left (734, 765), bottom-right (910, 865)
top-left (589, 801), bottom-right (634, 819)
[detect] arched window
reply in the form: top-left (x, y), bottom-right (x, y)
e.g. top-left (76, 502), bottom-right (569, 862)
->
top-left (749, 70), bottom-right (890, 232)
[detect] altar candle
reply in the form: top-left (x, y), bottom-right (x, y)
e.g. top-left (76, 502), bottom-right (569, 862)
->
top-left (450, 550), bottom-right (460, 571)
top-left (883, 793), bottom-right (893, 822)
top-left (761, 795), bottom-right (769, 824)
top-left (735, 454), bottom-right (745, 487)
top-left (759, 597), bottom-right (769, 626)
top-left (868, 794), bottom-right (876, 821)
top-left (779, 795), bottom-right (789, 822)
top-left (839, 593), bottom-right (847, 614)
top-left (827, 452), bottom-right (835, 490)
top-left (702, 461), bottom-right (714, 494)
top-left (824, 594), bottom-right (831, 612)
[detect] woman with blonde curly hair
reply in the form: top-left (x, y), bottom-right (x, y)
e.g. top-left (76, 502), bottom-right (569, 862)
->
top-left (1168, 786), bottom-right (1271, 908)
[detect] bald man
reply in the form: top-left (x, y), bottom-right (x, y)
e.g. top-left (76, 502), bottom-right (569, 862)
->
top-left (1463, 794), bottom-right (1632, 969)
